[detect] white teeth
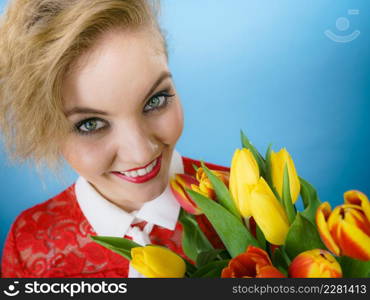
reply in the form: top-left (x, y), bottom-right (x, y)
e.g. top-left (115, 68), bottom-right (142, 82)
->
top-left (145, 164), bottom-right (153, 173)
top-left (128, 170), bottom-right (138, 177)
top-left (137, 168), bottom-right (147, 176)
top-left (121, 158), bottom-right (158, 178)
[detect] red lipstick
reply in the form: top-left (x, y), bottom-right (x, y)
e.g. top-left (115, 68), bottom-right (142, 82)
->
top-left (112, 154), bottom-right (162, 184)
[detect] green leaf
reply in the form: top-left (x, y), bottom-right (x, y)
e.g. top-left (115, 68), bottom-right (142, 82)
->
top-left (187, 189), bottom-right (260, 257)
top-left (184, 259), bottom-right (197, 277)
top-left (338, 256), bottom-right (370, 278)
top-left (264, 145), bottom-right (284, 205)
top-left (282, 164), bottom-right (297, 225)
top-left (240, 130), bottom-right (266, 177)
top-left (189, 260), bottom-right (229, 278)
top-left (196, 249), bottom-right (225, 268)
top-left (255, 224), bottom-right (267, 251)
top-left (264, 144), bottom-right (273, 186)
top-left (219, 250), bottom-right (232, 260)
top-left (299, 177), bottom-right (322, 225)
top-left (280, 245), bottom-right (292, 266)
top-left (178, 209), bottom-right (214, 261)
top-left (285, 213), bottom-right (326, 259)
top-left (90, 236), bottom-right (141, 260)
top-left (271, 248), bottom-right (288, 276)
top-left (200, 161), bottom-right (240, 218)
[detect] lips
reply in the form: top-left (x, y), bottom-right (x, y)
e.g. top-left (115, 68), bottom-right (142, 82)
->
top-left (112, 154), bottom-right (162, 184)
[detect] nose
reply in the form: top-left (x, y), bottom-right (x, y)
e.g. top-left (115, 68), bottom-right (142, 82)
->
top-left (113, 120), bottom-right (160, 168)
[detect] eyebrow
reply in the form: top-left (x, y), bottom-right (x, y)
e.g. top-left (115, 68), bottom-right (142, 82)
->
top-left (65, 71), bottom-right (173, 117)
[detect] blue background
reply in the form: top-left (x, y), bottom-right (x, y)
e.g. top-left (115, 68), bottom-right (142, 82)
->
top-left (1, 0), bottom-right (369, 255)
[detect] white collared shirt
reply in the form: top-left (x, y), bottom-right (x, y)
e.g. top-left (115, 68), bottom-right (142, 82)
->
top-left (74, 150), bottom-right (184, 277)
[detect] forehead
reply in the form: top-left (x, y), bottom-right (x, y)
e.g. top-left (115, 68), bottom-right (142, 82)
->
top-left (62, 28), bottom-right (168, 112)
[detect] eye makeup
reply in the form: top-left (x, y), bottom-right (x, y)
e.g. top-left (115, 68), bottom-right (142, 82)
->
top-left (74, 117), bottom-right (109, 135)
top-left (72, 89), bottom-right (176, 136)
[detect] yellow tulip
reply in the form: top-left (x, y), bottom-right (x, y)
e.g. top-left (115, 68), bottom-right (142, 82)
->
top-left (131, 245), bottom-right (186, 278)
top-left (191, 167), bottom-right (229, 200)
top-left (229, 148), bottom-right (260, 217)
top-left (249, 177), bottom-right (290, 245)
top-left (270, 148), bottom-right (300, 203)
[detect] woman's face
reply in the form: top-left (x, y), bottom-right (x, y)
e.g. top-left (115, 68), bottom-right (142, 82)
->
top-left (61, 28), bottom-right (184, 212)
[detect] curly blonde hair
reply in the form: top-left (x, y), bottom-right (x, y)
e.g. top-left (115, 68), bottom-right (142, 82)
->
top-left (0, 0), bottom-right (165, 169)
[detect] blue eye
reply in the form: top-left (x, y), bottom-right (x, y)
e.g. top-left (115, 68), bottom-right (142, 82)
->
top-left (75, 118), bottom-right (107, 134)
top-left (143, 92), bottom-right (175, 113)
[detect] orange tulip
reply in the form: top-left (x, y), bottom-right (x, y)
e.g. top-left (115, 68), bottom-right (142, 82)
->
top-left (344, 190), bottom-right (370, 221)
top-left (191, 167), bottom-right (229, 200)
top-left (170, 174), bottom-right (202, 215)
top-left (316, 190), bottom-right (370, 261)
top-left (221, 246), bottom-right (285, 278)
top-left (289, 249), bottom-right (342, 278)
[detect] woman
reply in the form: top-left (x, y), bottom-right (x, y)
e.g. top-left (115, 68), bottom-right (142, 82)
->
top-left (0, 0), bottom-right (228, 277)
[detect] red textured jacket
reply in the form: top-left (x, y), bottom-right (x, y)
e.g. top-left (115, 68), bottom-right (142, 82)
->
top-left (1, 157), bottom-right (229, 278)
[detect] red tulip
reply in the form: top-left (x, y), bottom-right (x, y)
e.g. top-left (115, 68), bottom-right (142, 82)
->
top-left (289, 249), bottom-right (342, 278)
top-left (221, 246), bottom-right (285, 278)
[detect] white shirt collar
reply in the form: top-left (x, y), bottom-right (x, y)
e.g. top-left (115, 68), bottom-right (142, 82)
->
top-left (75, 149), bottom-right (184, 237)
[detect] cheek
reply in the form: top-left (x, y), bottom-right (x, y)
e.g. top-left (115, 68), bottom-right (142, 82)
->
top-left (61, 137), bottom-right (112, 176)
top-left (155, 100), bottom-right (184, 145)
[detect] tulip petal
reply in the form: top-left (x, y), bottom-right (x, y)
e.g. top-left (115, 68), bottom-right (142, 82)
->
top-left (336, 216), bottom-right (370, 261)
top-left (342, 205), bottom-right (370, 236)
top-left (229, 149), bottom-right (240, 205)
top-left (133, 246), bottom-right (186, 278)
top-left (257, 265), bottom-right (286, 278)
top-left (175, 174), bottom-right (199, 188)
top-left (170, 178), bottom-right (201, 215)
top-left (250, 177), bottom-right (290, 245)
top-left (131, 248), bottom-right (153, 277)
top-left (238, 148), bottom-right (260, 184)
top-left (229, 254), bottom-right (257, 277)
top-left (286, 151), bottom-right (300, 203)
top-left (344, 190), bottom-right (370, 222)
top-left (221, 246), bottom-right (281, 278)
top-left (271, 148), bottom-right (300, 203)
top-left (246, 245), bottom-right (272, 265)
top-left (221, 267), bottom-right (233, 278)
top-left (197, 180), bottom-right (215, 199)
top-left (131, 247), bottom-right (144, 261)
top-left (270, 150), bottom-right (284, 198)
top-left (289, 249), bottom-right (342, 278)
top-left (237, 184), bottom-right (252, 217)
top-left (229, 148), bottom-right (260, 217)
top-left (316, 202), bottom-right (340, 256)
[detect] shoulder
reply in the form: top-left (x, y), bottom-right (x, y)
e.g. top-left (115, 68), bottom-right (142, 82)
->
top-left (2, 184), bottom-right (80, 277)
top-left (9, 183), bottom-right (92, 252)
top-left (2, 184), bottom-right (101, 277)
top-left (10, 184), bottom-right (83, 236)
top-left (181, 156), bottom-right (230, 177)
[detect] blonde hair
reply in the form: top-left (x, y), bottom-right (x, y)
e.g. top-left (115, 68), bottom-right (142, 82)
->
top-left (0, 0), bottom-right (165, 169)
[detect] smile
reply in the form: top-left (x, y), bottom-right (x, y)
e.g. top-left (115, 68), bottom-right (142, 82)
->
top-left (112, 154), bottom-right (162, 184)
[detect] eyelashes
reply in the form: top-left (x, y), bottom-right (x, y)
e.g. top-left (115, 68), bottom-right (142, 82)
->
top-left (74, 118), bottom-right (108, 135)
top-left (73, 90), bottom-right (176, 136)
top-left (143, 91), bottom-right (175, 113)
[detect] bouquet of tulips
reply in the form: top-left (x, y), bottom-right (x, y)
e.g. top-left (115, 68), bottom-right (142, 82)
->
top-left (91, 131), bottom-right (370, 278)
